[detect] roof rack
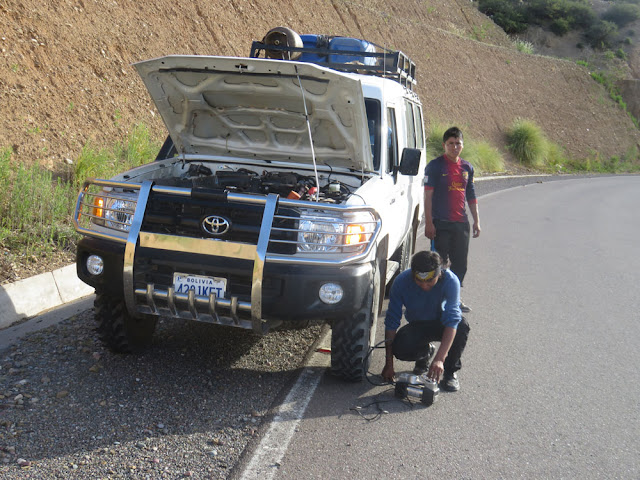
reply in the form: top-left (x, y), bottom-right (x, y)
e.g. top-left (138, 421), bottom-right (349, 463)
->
top-left (249, 38), bottom-right (417, 90)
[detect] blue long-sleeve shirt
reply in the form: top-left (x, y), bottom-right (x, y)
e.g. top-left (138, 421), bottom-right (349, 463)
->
top-left (384, 268), bottom-right (462, 331)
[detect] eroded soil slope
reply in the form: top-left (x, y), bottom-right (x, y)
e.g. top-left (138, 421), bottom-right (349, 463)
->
top-left (2, 0), bottom-right (639, 174)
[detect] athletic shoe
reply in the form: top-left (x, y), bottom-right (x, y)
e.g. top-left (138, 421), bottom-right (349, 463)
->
top-left (459, 301), bottom-right (472, 313)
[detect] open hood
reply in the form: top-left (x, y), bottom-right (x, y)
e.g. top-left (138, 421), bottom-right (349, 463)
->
top-left (134, 55), bottom-right (373, 172)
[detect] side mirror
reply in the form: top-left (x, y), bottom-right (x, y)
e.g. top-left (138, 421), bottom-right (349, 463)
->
top-left (398, 148), bottom-right (421, 176)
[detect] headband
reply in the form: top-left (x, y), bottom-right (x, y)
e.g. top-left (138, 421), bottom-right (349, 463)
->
top-left (414, 266), bottom-right (441, 281)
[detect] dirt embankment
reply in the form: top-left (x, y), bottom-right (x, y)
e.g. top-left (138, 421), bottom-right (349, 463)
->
top-left (1, 0), bottom-right (639, 172)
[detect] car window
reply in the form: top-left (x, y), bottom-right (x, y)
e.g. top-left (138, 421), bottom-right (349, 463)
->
top-left (365, 99), bottom-right (381, 170)
top-left (414, 104), bottom-right (424, 149)
top-left (404, 100), bottom-right (416, 148)
top-left (386, 107), bottom-right (398, 174)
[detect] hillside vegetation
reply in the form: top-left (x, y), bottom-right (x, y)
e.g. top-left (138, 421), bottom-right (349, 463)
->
top-left (1, 0), bottom-right (640, 283)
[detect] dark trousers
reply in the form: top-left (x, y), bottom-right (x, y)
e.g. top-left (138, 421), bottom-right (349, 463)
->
top-left (433, 219), bottom-right (470, 286)
top-left (392, 317), bottom-right (470, 373)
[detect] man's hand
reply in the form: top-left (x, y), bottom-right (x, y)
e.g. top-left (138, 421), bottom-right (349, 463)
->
top-left (473, 222), bottom-right (481, 238)
top-left (381, 362), bottom-right (395, 383)
top-left (424, 222), bottom-right (436, 240)
top-left (427, 358), bottom-right (444, 381)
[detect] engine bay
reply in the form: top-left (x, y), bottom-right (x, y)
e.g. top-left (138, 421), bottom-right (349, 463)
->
top-left (152, 162), bottom-right (360, 204)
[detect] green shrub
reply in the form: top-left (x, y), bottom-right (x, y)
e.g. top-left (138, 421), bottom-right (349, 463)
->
top-left (463, 140), bottom-right (505, 173)
top-left (602, 3), bottom-right (640, 27)
top-left (506, 119), bottom-right (549, 167)
top-left (74, 123), bottom-right (161, 189)
top-left (0, 159), bottom-right (76, 253)
top-left (551, 18), bottom-right (570, 35)
top-left (426, 121), bottom-right (447, 158)
top-left (515, 39), bottom-right (535, 53)
top-left (566, 2), bottom-right (597, 28)
top-left (615, 47), bottom-right (628, 60)
top-left (584, 20), bottom-right (619, 49)
top-left (478, 0), bottom-right (528, 34)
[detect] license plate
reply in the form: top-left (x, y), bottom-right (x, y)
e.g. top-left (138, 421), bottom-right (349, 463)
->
top-left (173, 273), bottom-right (227, 298)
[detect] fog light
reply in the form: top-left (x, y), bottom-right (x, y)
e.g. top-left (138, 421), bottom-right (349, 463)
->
top-left (319, 283), bottom-right (343, 304)
top-left (86, 255), bottom-right (104, 275)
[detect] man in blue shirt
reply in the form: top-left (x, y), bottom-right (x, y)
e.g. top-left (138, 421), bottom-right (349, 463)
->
top-left (381, 250), bottom-right (470, 391)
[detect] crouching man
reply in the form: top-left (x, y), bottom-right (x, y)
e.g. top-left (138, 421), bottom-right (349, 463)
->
top-left (381, 250), bottom-right (470, 391)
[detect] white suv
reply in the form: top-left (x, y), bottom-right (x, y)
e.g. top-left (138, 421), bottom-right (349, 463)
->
top-left (73, 28), bottom-right (426, 381)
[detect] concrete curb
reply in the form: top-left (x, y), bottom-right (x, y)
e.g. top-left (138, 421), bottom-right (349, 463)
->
top-left (0, 264), bottom-right (93, 330)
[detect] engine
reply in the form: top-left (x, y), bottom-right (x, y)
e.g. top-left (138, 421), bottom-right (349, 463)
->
top-left (154, 163), bottom-right (354, 203)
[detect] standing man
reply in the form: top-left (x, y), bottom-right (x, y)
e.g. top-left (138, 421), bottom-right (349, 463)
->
top-left (381, 251), bottom-right (470, 391)
top-left (424, 126), bottom-right (480, 312)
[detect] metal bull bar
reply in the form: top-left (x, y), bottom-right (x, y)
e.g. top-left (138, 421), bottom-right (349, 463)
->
top-left (122, 181), bottom-right (278, 334)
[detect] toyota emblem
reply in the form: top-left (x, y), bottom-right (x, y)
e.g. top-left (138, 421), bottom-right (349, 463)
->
top-left (202, 215), bottom-right (231, 236)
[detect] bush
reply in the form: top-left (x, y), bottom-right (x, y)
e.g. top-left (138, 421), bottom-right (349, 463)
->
top-left (602, 3), bottom-right (640, 27)
top-left (515, 39), bottom-right (535, 53)
top-left (478, 0), bottom-right (528, 34)
top-left (584, 20), bottom-right (619, 49)
top-left (462, 140), bottom-right (505, 173)
top-left (506, 119), bottom-right (549, 167)
top-left (551, 18), bottom-right (570, 35)
top-left (566, 2), bottom-right (597, 29)
top-left (426, 121), bottom-right (447, 159)
top-left (74, 123), bottom-right (161, 189)
top-left (0, 151), bottom-right (76, 253)
top-left (477, 0), bottom-right (600, 37)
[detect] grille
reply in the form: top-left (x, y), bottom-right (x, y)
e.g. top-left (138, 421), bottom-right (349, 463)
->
top-left (141, 191), bottom-right (298, 254)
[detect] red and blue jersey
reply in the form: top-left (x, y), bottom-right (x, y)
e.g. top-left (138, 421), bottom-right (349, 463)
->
top-left (424, 155), bottom-right (477, 222)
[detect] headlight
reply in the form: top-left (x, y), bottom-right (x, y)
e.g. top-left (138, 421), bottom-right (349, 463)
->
top-left (92, 190), bottom-right (138, 232)
top-left (103, 197), bottom-right (136, 231)
top-left (298, 215), bottom-right (343, 252)
top-left (297, 211), bottom-right (376, 254)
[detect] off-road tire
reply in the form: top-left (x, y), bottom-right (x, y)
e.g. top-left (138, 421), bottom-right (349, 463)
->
top-left (330, 263), bottom-right (380, 382)
top-left (94, 291), bottom-right (157, 353)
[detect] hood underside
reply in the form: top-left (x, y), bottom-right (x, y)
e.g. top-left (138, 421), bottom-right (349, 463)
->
top-left (134, 55), bottom-right (372, 171)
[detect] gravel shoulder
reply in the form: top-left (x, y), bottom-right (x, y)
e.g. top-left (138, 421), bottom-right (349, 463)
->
top-left (0, 308), bottom-right (321, 478)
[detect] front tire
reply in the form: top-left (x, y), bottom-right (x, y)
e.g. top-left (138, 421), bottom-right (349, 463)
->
top-left (94, 291), bottom-right (157, 353)
top-left (330, 263), bottom-right (380, 382)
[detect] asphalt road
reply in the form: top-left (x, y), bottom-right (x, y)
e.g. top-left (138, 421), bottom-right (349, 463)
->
top-left (251, 175), bottom-right (640, 479)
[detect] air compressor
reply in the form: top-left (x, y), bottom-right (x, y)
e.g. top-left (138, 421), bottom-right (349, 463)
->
top-left (394, 373), bottom-right (439, 406)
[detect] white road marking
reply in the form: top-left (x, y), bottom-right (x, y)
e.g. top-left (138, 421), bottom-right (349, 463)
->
top-left (239, 332), bottom-right (331, 479)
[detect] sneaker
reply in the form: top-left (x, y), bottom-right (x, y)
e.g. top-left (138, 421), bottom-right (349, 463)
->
top-left (440, 372), bottom-right (460, 392)
top-left (412, 343), bottom-right (436, 375)
top-left (459, 301), bottom-right (472, 313)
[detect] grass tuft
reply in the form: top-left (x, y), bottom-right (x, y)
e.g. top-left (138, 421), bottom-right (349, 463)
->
top-left (506, 118), bottom-right (549, 167)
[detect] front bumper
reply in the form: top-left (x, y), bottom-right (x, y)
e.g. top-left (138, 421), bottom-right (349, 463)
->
top-left (77, 236), bottom-right (373, 331)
